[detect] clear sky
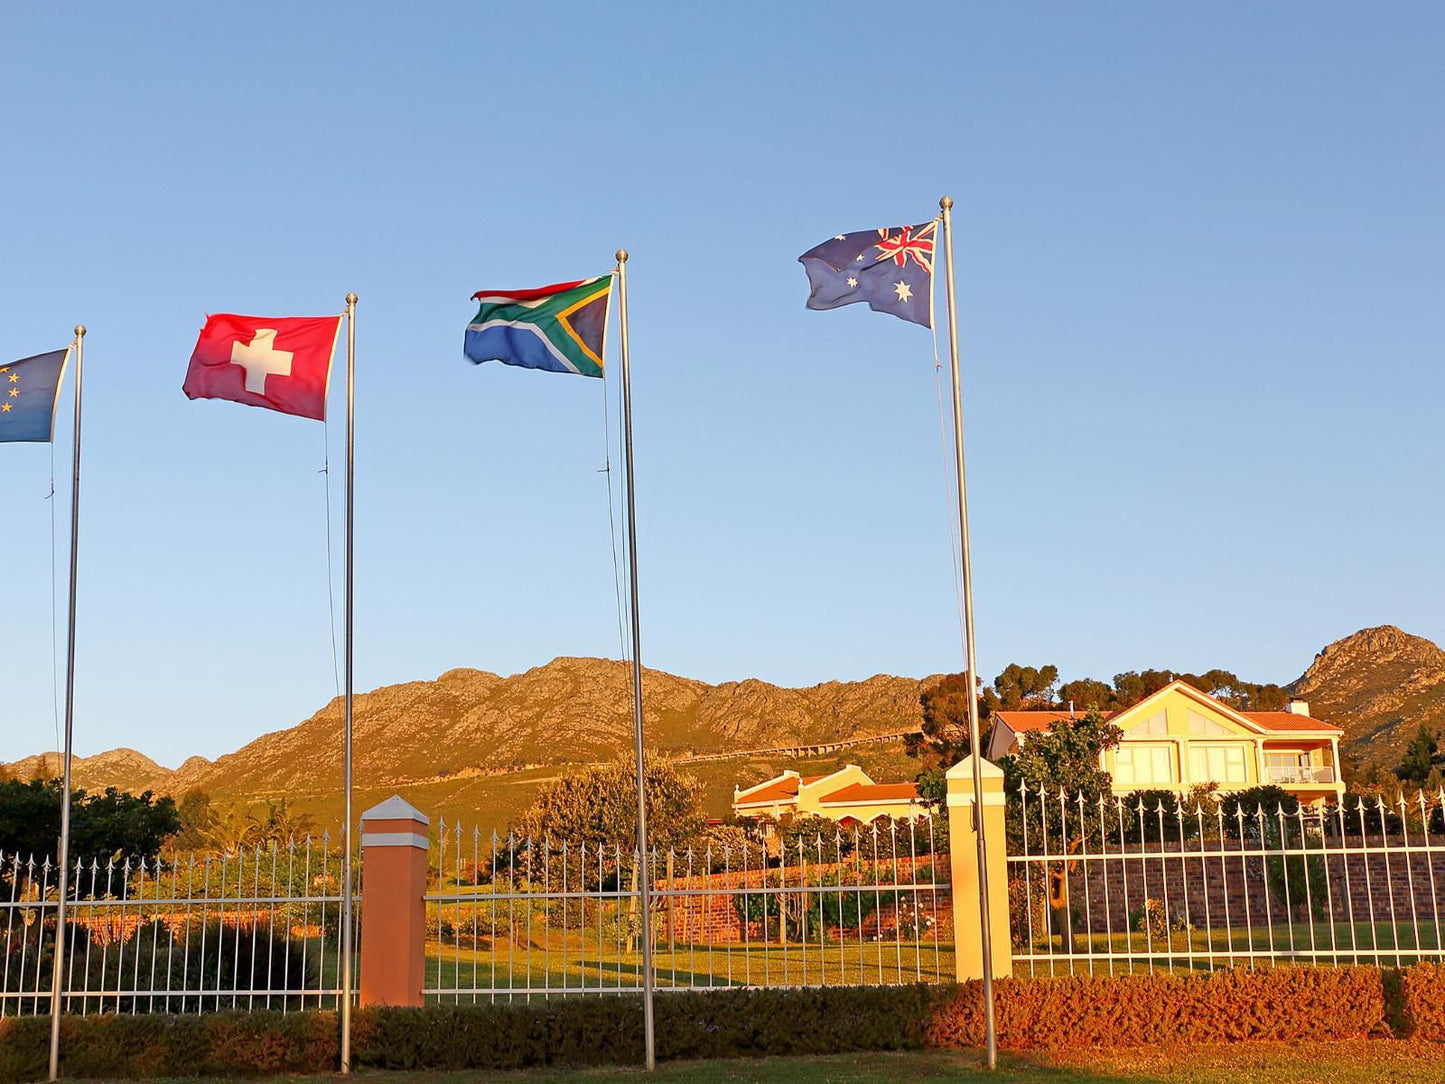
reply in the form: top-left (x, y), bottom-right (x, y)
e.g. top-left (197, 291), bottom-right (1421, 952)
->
top-left (3, 3), bottom-right (1442, 766)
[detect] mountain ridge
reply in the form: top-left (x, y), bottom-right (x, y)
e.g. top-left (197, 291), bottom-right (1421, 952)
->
top-left (8, 628), bottom-right (1445, 823)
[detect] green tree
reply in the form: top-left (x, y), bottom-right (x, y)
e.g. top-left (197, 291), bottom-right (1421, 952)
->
top-left (172, 790), bottom-right (217, 849)
top-left (1396, 725), bottom-right (1441, 785)
top-left (992, 664), bottom-right (1060, 709)
top-left (998, 709), bottom-right (1122, 952)
top-left (1057, 678), bottom-right (1115, 712)
top-left (0, 779), bottom-right (179, 866)
top-left (509, 755), bottom-right (704, 852)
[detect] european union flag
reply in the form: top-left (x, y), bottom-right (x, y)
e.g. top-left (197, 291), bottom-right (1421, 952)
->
top-left (0, 349), bottom-right (70, 443)
top-left (798, 221), bottom-right (937, 328)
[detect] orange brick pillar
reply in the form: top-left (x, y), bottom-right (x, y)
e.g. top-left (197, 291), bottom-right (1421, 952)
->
top-left (359, 796), bottom-right (430, 1007)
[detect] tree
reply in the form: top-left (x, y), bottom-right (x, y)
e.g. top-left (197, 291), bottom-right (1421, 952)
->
top-left (998, 709), bottom-right (1122, 809)
top-left (1396, 725), bottom-right (1441, 785)
top-left (509, 755), bottom-right (704, 853)
top-left (173, 790), bottom-right (217, 850)
top-left (0, 779), bottom-right (179, 867)
top-left (992, 664), bottom-right (1059, 709)
top-left (907, 671), bottom-right (998, 767)
top-left (1056, 678), bottom-right (1115, 712)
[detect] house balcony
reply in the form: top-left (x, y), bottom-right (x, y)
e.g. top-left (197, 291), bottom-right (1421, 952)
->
top-left (1264, 764), bottom-right (1337, 785)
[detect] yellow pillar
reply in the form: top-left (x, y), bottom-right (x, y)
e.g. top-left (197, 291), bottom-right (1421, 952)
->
top-left (946, 755), bottom-right (1012, 981)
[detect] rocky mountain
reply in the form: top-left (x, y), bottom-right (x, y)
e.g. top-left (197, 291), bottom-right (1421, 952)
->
top-left (0, 657), bottom-right (928, 814)
top-left (0, 747), bottom-right (200, 794)
top-left (1289, 625), bottom-right (1445, 767)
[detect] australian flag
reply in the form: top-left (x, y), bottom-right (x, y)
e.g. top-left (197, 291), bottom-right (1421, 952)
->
top-left (798, 221), bottom-right (936, 328)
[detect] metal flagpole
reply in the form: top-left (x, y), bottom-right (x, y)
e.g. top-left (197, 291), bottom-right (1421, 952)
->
top-left (340, 292), bottom-right (357, 1073)
top-left (615, 250), bottom-right (656, 1072)
top-left (48, 324), bottom-right (85, 1083)
top-left (939, 196), bottom-right (998, 1069)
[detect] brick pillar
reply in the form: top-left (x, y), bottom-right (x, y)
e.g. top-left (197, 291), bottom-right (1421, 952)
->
top-left (359, 796), bottom-right (429, 1007)
top-left (946, 755), bottom-right (1012, 982)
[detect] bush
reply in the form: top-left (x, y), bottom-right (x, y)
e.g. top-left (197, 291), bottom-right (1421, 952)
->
top-left (1401, 960), bottom-right (1445, 1040)
top-left (2, 966), bottom-right (1440, 1081)
top-left (927, 967), bottom-right (1389, 1049)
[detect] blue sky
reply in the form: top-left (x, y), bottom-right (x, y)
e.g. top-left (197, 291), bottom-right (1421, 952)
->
top-left (3, 3), bottom-right (1442, 766)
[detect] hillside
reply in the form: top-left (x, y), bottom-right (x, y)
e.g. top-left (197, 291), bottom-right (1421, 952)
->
top-left (2, 657), bottom-right (930, 835)
top-left (0, 748), bottom-right (199, 794)
top-left (1289, 625), bottom-right (1445, 767)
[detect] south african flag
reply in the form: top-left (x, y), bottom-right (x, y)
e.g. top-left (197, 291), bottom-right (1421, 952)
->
top-left (464, 275), bottom-right (612, 378)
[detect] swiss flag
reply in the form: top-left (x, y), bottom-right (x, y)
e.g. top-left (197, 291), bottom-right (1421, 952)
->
top-left (183, 313), bottom-right (342, 421)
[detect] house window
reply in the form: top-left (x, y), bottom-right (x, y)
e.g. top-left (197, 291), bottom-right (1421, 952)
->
top-left (1115, 744), bottom-right (1174, 785)
top-left (1135, 710), bottom-right (1168, 736)
top-left (1188, 744), bottom-right (1249, 784)
top-left (1187, 711), bottom-right (1231, 738)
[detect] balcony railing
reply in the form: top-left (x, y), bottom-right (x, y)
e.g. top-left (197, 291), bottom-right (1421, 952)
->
top-left (1263, 763), bottom-right (1336, 785)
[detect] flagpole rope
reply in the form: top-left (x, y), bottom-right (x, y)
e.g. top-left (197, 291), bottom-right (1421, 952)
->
top-left (48, 440), bottom-right (62, 761)
top-left (601, 368), bottom-right (629, 663)
top-left (930, 256), bottom-right (969, 666)
top-left (321, 416), bottom-right (342, 697)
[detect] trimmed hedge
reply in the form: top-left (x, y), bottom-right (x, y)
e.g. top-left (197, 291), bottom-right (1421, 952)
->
top-left (2, 966), bottom-right (1443, 1081)
top-left (928, 967), bottom-right (1391, 1049)
top-left (1401, 961), bottom-right (1445, 1040)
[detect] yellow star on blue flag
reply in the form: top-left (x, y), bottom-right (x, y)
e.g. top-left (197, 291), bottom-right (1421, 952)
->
top-left (0, 349), bottom-right (70, 443)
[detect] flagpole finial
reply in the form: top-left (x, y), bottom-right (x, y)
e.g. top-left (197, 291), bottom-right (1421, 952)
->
top-left (616, 249), bottom-right (628, 263)
top-left (940, 195), bottom-right (954, 211)
top-left (74, 325), bottom-right (86, 338)
top-left (346, 292), bottom-right (358, 306)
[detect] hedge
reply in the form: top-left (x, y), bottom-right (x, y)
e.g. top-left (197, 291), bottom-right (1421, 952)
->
top-left (928, 967), bottom-right (1391, 1049)
top-left (2, 966), bottom-right (1443, 1081)
top-left (1401, 961), bottom-right (1445, 1040)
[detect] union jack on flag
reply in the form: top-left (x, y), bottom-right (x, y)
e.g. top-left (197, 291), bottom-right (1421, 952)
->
top-left (797, 220), bottom-right (937, 327)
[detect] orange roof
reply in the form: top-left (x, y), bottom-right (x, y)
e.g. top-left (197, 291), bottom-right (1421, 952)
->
top-left (818, 782), bottom-right (920, 805)
top-left (1242, 712), bottom-right (1343, 735)
top-left (995, 709), bottom-right (1113, 733)
top-left (800, 774), bottom-right (829, 785)
top-left (734, 777), bottom-right (800, 804)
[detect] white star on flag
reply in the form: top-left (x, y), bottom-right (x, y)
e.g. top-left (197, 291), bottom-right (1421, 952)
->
top-left (893, 280), bottom-right (913, 302)
top-left (846, 276), bottom-right (858, 288)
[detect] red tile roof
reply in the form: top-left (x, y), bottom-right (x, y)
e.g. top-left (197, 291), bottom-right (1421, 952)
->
top-left (734, 777), bottom-right (800, 804)
top-left (994, 710), bottom-right (1113, 733)
top-left (1242, 712), bottom-right (1343, 735)
top-left (818, 782), bottom-right (920, 804)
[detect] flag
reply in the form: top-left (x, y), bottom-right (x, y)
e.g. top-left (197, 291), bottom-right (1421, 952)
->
top-left (183, 314), bottom-right (342, 421)
top-left (464, 276), bottom-right (611, 378)
top-left (798, 222), bottom-right (936, 327)
top-left (0, 349), bottom-right (70, 443)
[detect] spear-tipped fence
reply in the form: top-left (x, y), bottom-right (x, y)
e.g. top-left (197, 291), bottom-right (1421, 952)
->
top-left (424, 815), bottom-right (952, 1001)
top-left (1008, 784), bottom-right (1445, 974)
top-left (0, 835), bottom-right (356, 1016)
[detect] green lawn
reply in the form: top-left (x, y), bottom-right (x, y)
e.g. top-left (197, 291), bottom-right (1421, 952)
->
top-left (89, 1042), bottom-right (1445, 1084)
top-left (423, 932), bottom-right (953, 998)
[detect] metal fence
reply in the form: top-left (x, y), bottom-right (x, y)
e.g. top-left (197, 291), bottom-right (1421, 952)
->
top-left (425, 816), bottom-right (952, 1002)
top-left (0, 836), bottom-right (355, 1016)
top-left (1007, 784), bottom-right (1445, 975)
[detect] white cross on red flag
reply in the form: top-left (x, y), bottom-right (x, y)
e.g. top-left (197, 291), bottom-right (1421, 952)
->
top-left (183, 313), bottom-right (342, 420)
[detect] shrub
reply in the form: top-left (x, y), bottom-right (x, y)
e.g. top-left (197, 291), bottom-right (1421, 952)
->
top-left (927, 967), bottom-right (1389, 1049)
top-left (1401, 960), bottom-right (1445, 1040)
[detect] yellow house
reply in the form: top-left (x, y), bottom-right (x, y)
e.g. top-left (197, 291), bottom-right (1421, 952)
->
top-left (985, 680), bottom-right (1345, 802)
top-left (731, 764), bottom-right (923, 828)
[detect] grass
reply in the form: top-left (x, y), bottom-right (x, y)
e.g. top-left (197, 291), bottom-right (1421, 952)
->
top-left (78, 1042), bottom-right (1445, 1084)
top-left (423, 933), bottom-right (954, 998)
